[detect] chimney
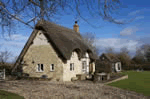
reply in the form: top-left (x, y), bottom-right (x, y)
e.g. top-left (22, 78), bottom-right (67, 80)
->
top-left (73, 21), bottom-right (79, 33)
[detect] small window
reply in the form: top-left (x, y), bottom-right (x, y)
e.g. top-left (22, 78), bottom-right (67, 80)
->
top-left (37, 64), bottom-right (44, 72)
top-left (70, 63), bottom-right (74, 71)
top-left (102, 57), bottom-right (104, 60)
top-left (50, 64), bottom-right (55, 71)
top-left (82, 61), bottom-right (86, 72)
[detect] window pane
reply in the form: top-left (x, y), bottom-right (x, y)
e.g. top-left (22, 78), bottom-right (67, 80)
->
top-left (41, 64), bottom-right (43, 71)
top-left (52, 64), bottom-right (54, 70)
top-left (82, 61), bottom-right (86, 69)
top-left (70, 63), bottom-right (72, 71)
top-left (38, 64), bottom-right (40, 71)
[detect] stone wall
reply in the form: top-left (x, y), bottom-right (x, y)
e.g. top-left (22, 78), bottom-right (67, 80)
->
top-left (22, 31), bottom-right (63, 81)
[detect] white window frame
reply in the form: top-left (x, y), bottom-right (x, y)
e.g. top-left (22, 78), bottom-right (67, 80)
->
top-left (50, 64), bottom-right (55, 71)
top-left (70, 63), bottom-right (74, 71)
top-left (82, 61), bottom-right (86, 72)
top-left (37, 64), bottom-right (44, 72)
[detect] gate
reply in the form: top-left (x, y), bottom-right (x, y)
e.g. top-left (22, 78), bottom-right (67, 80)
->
top-left (0, 69), bottom-right (5, 80)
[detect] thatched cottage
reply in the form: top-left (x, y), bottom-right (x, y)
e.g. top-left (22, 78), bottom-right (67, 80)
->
top-left (96, 53), bottom-right (121, 73)
top-left (12, 20), bottom-right (98, 81)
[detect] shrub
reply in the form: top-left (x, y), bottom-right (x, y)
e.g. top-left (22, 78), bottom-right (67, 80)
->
top-left (0, 65), bottom-right (12, 75)
top-left (122, 64), bottom-right (150, 71)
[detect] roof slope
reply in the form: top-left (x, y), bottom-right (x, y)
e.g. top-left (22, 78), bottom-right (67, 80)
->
top-left (100, 53), bottom-right (120, 62)
top-left (35, 20), bottom-right (98, 60)
top-left (12, 20), bottom-right (98, 72)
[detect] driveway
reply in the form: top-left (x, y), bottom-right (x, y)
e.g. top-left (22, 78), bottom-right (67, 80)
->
top-left (0, 80), bottom-right (149, 99)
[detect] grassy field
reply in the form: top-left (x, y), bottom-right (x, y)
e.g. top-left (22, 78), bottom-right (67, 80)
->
top-left (108, 71), bottom-right (150, 96)
top-left (0, 90), bottom-right (24, 99)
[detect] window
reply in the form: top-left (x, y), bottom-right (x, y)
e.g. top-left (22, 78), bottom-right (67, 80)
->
top-left (82, 61), bottom-right (86, 72)
top-left (102, 57), bottom-right (104, 60)
top-left (37, 64), bottom-right (44, 72)
top-left (118, 64), bottom-right (121, 70)
top-left (70, 63), bottom-right (74, 71)
top-left (85, 53), bottom-right (89, 58)
top-left (50, 64), bottom-right (55, 71)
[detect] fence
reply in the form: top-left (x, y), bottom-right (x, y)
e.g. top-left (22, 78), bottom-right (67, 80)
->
top-left (0, 68), bottom-right (5, 80)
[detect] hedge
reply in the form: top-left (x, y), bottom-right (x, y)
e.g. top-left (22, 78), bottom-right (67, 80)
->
top-left (122, 64), bottom-right (150, 71)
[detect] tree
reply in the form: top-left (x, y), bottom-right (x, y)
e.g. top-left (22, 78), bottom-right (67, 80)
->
top-left (0, 50), bottom-right (12, 64)
top-left (120, 46), bottom-right (129, 55)
top-left (105, 47), bottom-right (115, 54)
top-left (134, 44), bottom-right (150, 63)
top-left (117, 46), bottom-right (131, 66)
top-left (82, 32), bottom-right (99, 55)
top-left (0, 0), bottom-right (128, 36)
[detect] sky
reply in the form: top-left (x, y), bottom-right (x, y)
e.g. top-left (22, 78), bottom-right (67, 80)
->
top-left (0, 0), bottom-right (150, 63)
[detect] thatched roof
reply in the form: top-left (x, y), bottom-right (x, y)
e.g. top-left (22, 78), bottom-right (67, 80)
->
top-left (12, 20), bottom-right (98, 72)
top-left (100, 53), bottom-right (120, 63)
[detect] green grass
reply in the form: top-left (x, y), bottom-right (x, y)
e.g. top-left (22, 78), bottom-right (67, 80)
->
top-left (0, 90), bottom-right (24, 99)
top-left (108, 71), bottom-right (150, 96)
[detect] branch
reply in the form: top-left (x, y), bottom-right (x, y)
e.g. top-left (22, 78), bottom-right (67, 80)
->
top-left (29, 0), bottom-right (40, 7)
top-left (0, 2), bottom-right (34, 29)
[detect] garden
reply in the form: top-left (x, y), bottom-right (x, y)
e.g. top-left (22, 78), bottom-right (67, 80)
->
top-left (107, 71), bottom-right (150, 96)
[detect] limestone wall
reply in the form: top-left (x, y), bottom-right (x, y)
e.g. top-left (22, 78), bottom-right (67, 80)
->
top-left (63, 51), bottom-right (83, 81)
top-left (22, 31), bottom-right (63, 81)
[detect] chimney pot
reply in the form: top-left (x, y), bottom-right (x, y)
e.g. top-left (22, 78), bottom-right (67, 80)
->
top-left (73, 21), bottom-right (79, 33)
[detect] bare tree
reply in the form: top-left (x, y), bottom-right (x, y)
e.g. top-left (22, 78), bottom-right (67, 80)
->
top-left (82, 32), bottom-right (99, 55)
top-left (0, 50), bottom-right (12, 64)
top-left (0, 0), bottom-right (130, 36)
top-left (105, 47), bottom-right (115, 54)
top-left (117, 46), bottom-right (131, 66)
top-left (120, 46), bottom-right (129, 55)
top-left (133, 44), bottom-right (150, 63)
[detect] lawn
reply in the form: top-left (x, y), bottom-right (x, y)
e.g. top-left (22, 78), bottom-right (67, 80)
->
top-left (108, 71), bottom-right (150, 96)
top-left (0, 90), bottom-right (24, 99)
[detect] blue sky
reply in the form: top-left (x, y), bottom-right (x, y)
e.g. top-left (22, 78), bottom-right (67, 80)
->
top-left (0, 0), bottom-right (150, 62)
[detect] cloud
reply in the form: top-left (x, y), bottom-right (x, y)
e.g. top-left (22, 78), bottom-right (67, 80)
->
top-left (135, 16), bottom-right (145, 20)
top-left (1, 34), bottom-right (28, 41)
top-left (128, 10), bottom-right (141, 16)
top-left (0, 34), bottom-right (28, 47)
top-left (1, 41), bottom-right (25, 48)
top-left (120, 26), bottom-right (139, 36)
top-left (0, 34), bottom-right (29, 63)
top-left (95, 38), bottom-right (139, 54)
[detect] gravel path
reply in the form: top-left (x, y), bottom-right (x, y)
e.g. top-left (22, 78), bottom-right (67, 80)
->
top-left (0, 80), bottom-right (149, 99)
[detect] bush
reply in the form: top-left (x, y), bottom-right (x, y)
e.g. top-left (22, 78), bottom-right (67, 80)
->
top-left (122, 64), bottom-right (150, 71)
top-left (0, 65), bottom-right (12, 75)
